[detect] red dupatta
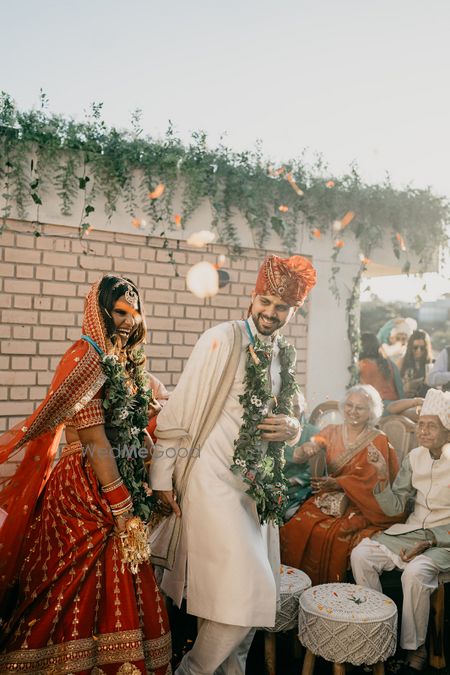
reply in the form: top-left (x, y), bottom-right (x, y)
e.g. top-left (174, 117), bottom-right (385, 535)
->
top-left (324, 424), bottom-right (401, 527)
top-left (0, 281), bottom-right (109, 606)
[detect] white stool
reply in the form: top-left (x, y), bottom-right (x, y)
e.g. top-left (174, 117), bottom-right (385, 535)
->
top-left (261, 565), bottom-right (312, 675)
top-left (298, 583), bottom-right (397, 675)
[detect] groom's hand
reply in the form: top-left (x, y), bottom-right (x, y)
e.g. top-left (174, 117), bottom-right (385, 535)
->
top-left (258, 414), bottom-right (300, 442)
top-left (153, 490), bottom-right (182, 517)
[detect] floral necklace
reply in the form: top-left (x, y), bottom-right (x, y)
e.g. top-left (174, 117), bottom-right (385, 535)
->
top-left (230, 320), bottom-right (299, 524)
top-left (81, 335), bottom-right (156, 522)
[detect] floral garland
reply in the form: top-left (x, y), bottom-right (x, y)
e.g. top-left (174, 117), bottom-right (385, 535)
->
top-left (101, 349), bottom-right (156, 522)
top-left (230, 330), bottom-right (299, 524)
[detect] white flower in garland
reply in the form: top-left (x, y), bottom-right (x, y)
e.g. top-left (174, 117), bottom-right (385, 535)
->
top-left (103, 354), bottom-right (119, 364)
top-left (230, 332), bottom-right (298, 524)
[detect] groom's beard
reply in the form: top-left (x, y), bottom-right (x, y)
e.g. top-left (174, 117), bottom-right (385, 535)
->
top-left (252, 312), bottom-right (284, 335)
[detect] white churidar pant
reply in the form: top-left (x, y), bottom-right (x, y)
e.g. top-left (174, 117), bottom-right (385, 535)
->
top-left (175, 619), bottom-right (255, 675)
top-left (351, 537), bottom-right (440, 650)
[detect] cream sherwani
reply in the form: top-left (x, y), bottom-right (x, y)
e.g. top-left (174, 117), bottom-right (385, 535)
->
top-left (150, 317), bottom-right (297, 628)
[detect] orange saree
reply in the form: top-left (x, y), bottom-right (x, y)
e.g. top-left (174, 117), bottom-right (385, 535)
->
top-left (280, 424), bottom-right (402, 585)
top-left (0, 282), bottom-right (171, 674)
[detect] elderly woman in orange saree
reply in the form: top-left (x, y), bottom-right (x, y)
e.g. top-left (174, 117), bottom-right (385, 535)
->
top-left (280, 385), bottom-right (402, 586)
top-left (0, 276), bottom-right (172, 674)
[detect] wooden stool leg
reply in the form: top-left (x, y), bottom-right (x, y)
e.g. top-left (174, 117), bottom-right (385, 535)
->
top-left (332, 663), bottom-right (346, 675)
top-left (301, 648), bottom-right (316, 675)
top-left (372, 662), bottom-right (385, 675)
top-left (293, 632), bottom-right (303, 660)
top-left (428, 584), bottom-right (446, 670)
top-left (264, 632), bottom-right (276, 675)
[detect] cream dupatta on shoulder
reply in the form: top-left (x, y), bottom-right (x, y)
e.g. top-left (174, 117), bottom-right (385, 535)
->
top-left (150, 321), bottom-right (243, 569)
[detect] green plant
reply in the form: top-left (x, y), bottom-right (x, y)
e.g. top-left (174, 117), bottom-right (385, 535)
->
top-left (1, 92), bottom-right (448, 384)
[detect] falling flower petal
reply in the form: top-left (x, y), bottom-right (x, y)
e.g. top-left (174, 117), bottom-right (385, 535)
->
top-left (174, 214), bottom-right (182, 228)
top-left (326, 180), bottom-right (335, 188)
top-left (332, 220), bottom-right (343, 232)
top-left (186, 230), bottom-right (216, 248)
top-left (210, 338), bottom-right (219, 351)
top-left (396, 232), bottom-right (407, 251)
top-left (341, 211), bottom-right (355, 228)
top-left (148, 183), bottom-right (165, 199)
top-left (131, 218), bottom-right (141, 228)
top-left (334, 239), bottom-right (344, 249)
top-left (286, 173), bottom-right (304, 196)
top-left (186, 261), bottom-right (219, 298)
top-left (84, 225), bottom-right (93, 236)
top-left (359, 253), bottom-right (370, 265)
top-left (278, 204), bottom-right (289, 213)
top-left (312, 228), bottom-right (321, 238)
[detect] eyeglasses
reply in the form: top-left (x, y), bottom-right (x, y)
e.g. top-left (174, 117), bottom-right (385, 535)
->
top-left (344, 403), bottom-right (369, 413)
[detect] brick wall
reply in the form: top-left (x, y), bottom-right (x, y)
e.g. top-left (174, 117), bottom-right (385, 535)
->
top-left (0, 221), bottom-right (309, 434)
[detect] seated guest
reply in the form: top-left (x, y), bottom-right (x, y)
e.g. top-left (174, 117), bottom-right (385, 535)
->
top-left (427, 345), bottom-right (450, 391)
top-left (280, 385), bottom-right (401, 585)
top-left (359, 332), bottom-right (404, 405)
top-left (386, 397), bottom-right (424, 422)
top-left (399, 330), bottom-right (433, 398)
top-left (382, 319), bottom-right (416, 368)
top-left (351, 389), bottom-right (450, 673)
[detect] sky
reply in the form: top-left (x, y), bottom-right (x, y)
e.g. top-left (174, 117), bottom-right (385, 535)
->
top-left (2, 0), bottom-right (450, 302)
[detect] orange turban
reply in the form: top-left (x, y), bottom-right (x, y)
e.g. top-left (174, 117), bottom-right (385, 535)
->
top-left (254, 254), bottom-right (317, 306)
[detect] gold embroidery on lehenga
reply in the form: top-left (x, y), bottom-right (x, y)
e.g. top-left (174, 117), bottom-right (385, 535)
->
top-left (117, 664), bottom-right (141, 675)
top-left (0, 630), bottom-right (172, 672)
top-left (134, 570), bottom-right (145, 631)
top-left (112, 538), bottom-right (122, 631)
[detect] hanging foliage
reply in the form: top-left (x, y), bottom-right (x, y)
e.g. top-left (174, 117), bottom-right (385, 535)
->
top-left (0, 92), bottom-right (448, 383)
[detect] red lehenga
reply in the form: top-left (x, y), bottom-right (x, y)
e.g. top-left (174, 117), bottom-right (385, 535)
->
top-left (0, 282), bottom-right (172, 674)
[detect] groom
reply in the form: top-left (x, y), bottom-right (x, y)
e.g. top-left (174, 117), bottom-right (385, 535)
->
top-left (150, 254), bottom-right (316, 675)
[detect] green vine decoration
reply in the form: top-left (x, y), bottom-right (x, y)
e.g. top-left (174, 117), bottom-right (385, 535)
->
top-left (0, 92), bottom-right (447, 261)
top-left (346, 262), bottom-right (366, 386)
top-left (0, 92), bottom-right (448, 380)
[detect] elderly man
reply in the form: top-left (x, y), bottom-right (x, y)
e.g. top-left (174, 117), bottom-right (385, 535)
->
top-left (150, 254), bottom-right (316, 675)
top-left (351, 388), bottom-right (450, 673)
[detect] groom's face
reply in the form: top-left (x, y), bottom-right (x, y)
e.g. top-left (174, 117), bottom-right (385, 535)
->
top-left (250, 293), bottom-right (297, 335)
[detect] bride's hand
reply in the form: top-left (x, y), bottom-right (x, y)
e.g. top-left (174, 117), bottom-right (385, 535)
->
top-left (148, 399), bottom-right (163, 419)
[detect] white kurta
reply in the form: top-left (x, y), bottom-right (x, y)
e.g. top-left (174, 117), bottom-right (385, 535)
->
top-left (150, 317), bottom-right (291, 627)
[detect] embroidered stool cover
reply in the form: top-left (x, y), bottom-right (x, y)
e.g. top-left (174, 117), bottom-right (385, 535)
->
top-left (298, 583), bottom-right (397, 665)
top-left (263, 565), bottom-right (312, 632)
